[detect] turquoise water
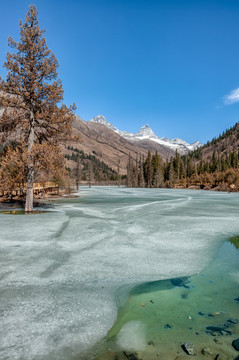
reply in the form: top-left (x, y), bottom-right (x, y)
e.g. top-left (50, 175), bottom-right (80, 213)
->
top-left (93, 241), bottom-right (239, 360)
top-left (0, 188), bottom-right (239, 360)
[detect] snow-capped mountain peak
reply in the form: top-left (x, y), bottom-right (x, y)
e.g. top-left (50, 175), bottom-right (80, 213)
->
top-left (88, 115), bottom-right (203, 154)
top-left (135, 124), bottom-right (159, 140)
top-left (89, 115), bottom-right (119, 133)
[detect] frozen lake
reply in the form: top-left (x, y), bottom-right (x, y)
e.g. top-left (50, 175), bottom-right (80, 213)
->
top-left (0, 187), bottom-right (239, 359)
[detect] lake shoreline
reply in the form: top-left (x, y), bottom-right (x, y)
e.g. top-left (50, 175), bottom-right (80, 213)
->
top-left (0, 182), bottom-right (239, 211)
top-left (0, 193), bottom-right (80, 210)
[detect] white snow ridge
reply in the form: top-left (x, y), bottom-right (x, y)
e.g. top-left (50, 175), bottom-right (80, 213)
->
top-left (89, 116), bottom-right (203, 154)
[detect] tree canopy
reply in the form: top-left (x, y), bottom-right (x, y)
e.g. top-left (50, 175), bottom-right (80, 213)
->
top-left (0, 5), bottom-right (75, 212)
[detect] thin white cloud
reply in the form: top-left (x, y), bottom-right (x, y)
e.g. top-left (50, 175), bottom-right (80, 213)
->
top-left (223, 87), bottom-right (239, 105)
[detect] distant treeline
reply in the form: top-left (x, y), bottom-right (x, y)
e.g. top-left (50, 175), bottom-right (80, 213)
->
top-left (126, 121), bottom-right (239, 191)
top-left (127, 148), bottom-right (239, 191)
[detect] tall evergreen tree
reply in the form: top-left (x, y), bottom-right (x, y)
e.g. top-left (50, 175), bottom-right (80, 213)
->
top-left (126, 153), bottom-right (132, 187)
top-left (138, 154), bottom-right (145, 188)
top-left (117, 159), bottom-right (121, 187)
top-left (144, 151), bottom-right (152, 188)
top-left (74, 156), bottom-right (81, 190)
top-left (169, 158), bottom-right (175, 188)
top-left (87, 162), bottom-right (93, 188)
top-left (152, 151), bottom-right (164, 187)
top-left (0, 5), bottom-right (75, 212)
top-left (173, 150), bottom-right (180, 183)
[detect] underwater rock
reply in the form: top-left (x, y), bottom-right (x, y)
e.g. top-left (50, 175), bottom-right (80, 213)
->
top-left (148, 340), bottom-right (154, 346)
top-left (182, 342), bottom-right (196, 355)
top-left (234, 297), bottom-right (239, 302)
top-left (201, 347), bottom-right (213, 356)
top-left (205, 326), bottom-right (231, 336)
top-left (213, 338), bottom-right (222, 345)
top-left (198, 311), bottom-right (205, 316)
top-left (171, 278), bottom-right (190, 288)
top-left (232, 339), bottom-right (239, 351)
top-left (123, 351), bottom-right (142, 360)
top-left (208, 312), bottom-right (221, 317)
top-left (164, 323), bottom-right (173, 329)
top-left (226, 318), bottom-right (239, 325)
top-left (181, 293), bottom-right (188, 299)
top-left (214, 355), bottom-right (228, 360)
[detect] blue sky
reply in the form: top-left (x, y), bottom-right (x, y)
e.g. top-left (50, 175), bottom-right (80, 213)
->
top-left (1, 0), bottom-right (239, 144)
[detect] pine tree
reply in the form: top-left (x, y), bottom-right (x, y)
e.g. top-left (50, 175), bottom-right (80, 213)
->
top-left (134, 154), bottom-right (139, 188)
top-left (74, 155), bottom-right (81, 190)
top-left (144, 151), bottom-right (152, 188)
top-left (173, 150), bottom-right (180, 184)
top-left (87, 162), bottom-right (94, 188)
top-left (169, 158), bottom-right (175, 188)
top-left (126, 152), bottom-right (134, 187)
top-left (0, 5), bottom-right (75, 212)
top-left (117, 159), bottom-right (121, 187)
top-left (138, 154), bottom-right (145, 188)
top-left (126, 153), bottom-right (131, 187)
top-left (152, 151), bottom-right (164, 187)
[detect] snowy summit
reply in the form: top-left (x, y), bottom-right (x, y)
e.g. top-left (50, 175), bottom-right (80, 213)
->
top-left (89, 115), bottom-right (203, 154)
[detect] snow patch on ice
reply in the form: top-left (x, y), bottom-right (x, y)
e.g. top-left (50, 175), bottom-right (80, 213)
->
top-left (116, 321), bottom-right (146, 351)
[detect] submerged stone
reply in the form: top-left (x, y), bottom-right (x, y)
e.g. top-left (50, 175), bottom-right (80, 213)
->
top-left (181, 293), bottom-right (188, 299)
top-left (213, 339), bottom-right (222, 345)
top-left (182, 343), bottom-right (196, 355)
top-left (232, 339), bottom-right (239, 351)
top-left (234, 297), bottom-right (239, 302)
top-left (215, 355), bottom-right (228, 360)
top-left (201, 347), bottom-right (213, 356)
top-left (208, 312), bottom-right (221, 317)
top-left (171, 278), bottom-right (190, 289)
top-left (164, 323), bottom-right (173, 329)
top-left (226, 318), bottom-right (239, 324)
top-left (124, 352), bottom-right (142, 360)
top-left (205, 326), bottom-right (231, 336)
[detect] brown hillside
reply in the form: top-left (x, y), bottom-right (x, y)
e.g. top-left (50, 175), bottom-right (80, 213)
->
top-left (200, 122), bottom-right (239, 161)
top-left (66, 118), bottom-right (175, 174)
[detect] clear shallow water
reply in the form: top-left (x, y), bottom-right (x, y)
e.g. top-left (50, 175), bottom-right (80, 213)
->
top-left (95, 241), bottom-right (239, 360)
top-left (0, 187), bottom-right (239, 360)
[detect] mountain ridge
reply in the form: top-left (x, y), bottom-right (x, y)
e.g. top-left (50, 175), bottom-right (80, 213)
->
top-left (89, 115), bottom-right (203, 155)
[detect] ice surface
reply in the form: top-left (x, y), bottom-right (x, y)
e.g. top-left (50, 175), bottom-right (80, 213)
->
top-left (116, 321), bottom-right (146, 351)
top-left (1, 188), bottom-right (239, 359)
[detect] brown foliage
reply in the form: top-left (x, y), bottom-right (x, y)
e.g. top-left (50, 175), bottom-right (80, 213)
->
top-left (0, 5), bottom-right (75, 210)
top-left (0, 141), bottom-right (70, 195)
top-left (0, 144), bottom-right (27, 194)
